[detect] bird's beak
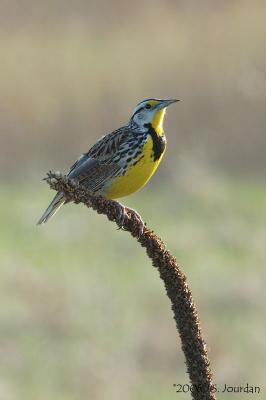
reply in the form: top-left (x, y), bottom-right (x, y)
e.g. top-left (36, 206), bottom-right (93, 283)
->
top-left (158, 99), bottom-right (180, 109)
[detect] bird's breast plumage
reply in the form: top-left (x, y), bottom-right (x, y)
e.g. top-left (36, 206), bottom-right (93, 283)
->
top-left (102, 128), bottom-right (166, 199)
top-left (66, 124), bottom-right (167, 200)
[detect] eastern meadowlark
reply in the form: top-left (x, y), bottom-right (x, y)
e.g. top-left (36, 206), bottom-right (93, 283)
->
top-left (38, 98), bottom-right (178, 229)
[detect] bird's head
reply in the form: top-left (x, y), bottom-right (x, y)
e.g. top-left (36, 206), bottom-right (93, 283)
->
top-left (130, 98), bottom-right (179, 134)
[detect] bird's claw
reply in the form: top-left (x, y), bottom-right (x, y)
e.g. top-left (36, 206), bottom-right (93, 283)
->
top-left (116, 203), bottom-right (128, 230)
top-left (114, 202), bottom-right (145, 237)
top-left (126, 207), bottom-right (145, 237)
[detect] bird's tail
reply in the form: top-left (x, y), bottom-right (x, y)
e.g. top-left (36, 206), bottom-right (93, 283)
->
top-left (37, 192), bottom-right (65, 225)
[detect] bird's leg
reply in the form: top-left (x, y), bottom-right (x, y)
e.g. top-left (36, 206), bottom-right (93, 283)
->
top-left (113, 201), bottom-right (145, 236)
top-left (125, 206), bottom-right (145, 235)
top-left (115, 202), bottom-right (128, 230)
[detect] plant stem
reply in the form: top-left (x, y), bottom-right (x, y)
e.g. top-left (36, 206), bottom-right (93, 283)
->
top-left (44, 172), bottom-right (216, 400)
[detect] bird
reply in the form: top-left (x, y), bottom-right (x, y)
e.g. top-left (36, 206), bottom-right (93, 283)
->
top-left (37, 98), bottom-right (178, 229)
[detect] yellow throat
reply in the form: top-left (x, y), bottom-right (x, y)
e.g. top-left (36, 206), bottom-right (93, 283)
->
top-left (150, 105), bottom-right (166, 136)
top-left (103, 107), bottom-right (167, 199)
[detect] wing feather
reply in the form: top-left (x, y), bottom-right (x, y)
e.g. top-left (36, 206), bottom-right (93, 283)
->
top-left (86, 127), bottom-right (133, 160)
top-left (66, 126), bottom-right (138, 193)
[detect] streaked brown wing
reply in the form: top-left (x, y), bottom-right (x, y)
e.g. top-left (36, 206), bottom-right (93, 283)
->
top-left (68, 156), bottom-right (120, 193)
top-left (87, 127), bottom-right (133, 161)
top-left (67, 126), bottom-right (137, 193)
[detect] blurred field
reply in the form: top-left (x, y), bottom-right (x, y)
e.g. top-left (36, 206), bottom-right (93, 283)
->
top-left (0, 1), bottom-right (266, 399)
top-left (0, 175), bottom-right (265, 400)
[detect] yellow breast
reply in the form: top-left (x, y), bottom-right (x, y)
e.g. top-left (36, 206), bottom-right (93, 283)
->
top-left (103, 136), bottom-right (166, 199)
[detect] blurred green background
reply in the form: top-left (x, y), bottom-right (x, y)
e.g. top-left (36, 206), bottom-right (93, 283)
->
top-left (0, 1), bottom-right (266, 399)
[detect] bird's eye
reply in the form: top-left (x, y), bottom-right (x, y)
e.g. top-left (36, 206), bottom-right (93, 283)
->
top-left (145, 104), bottom-right (151, 109)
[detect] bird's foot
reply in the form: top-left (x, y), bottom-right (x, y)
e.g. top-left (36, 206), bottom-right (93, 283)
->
top-left (114, 201), bottom-right (145, 237)
top-left (125, 206), bottom-right (145, 236)
top-left (115, 203), bottom-right (127, 230)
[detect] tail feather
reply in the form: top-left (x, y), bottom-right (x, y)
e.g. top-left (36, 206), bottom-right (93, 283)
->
top-left (37, 192), bottom-right (65, 225)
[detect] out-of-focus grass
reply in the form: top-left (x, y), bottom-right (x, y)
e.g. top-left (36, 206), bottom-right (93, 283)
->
top-left (0, 178), bottom-right (265, 400)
